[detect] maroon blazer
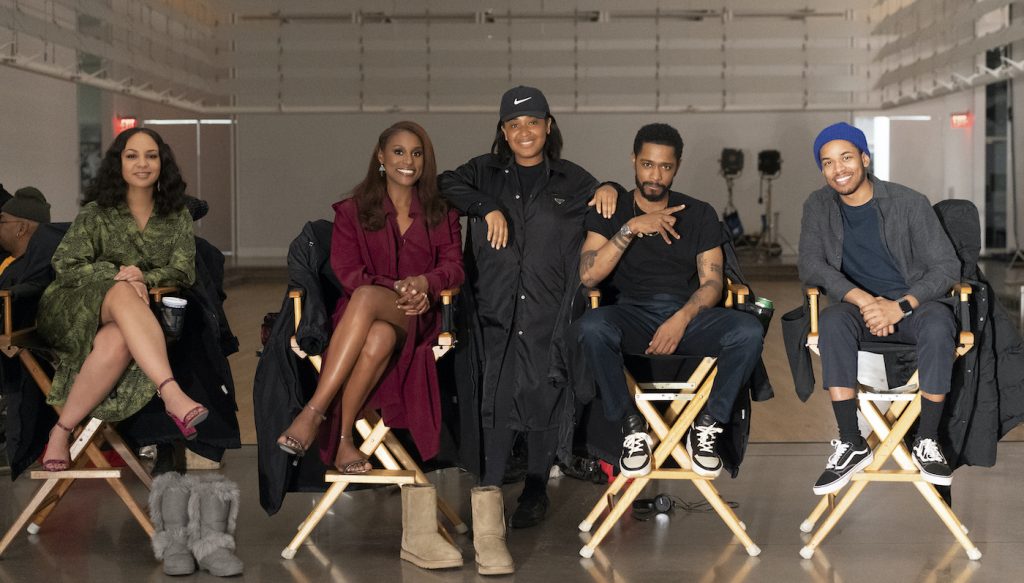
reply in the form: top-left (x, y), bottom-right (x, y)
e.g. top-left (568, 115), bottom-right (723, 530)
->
top-left (319, 194), bottom-right (464, 462)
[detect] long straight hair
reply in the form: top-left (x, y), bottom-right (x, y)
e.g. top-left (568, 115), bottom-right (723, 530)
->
top-left (351, 121), bottom-right (446, 231)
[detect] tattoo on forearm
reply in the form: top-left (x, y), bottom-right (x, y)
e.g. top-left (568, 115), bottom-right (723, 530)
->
top-left (611, 232), bottom-right (630, 252)
top-left (580, 250), bottom-right (597, 275)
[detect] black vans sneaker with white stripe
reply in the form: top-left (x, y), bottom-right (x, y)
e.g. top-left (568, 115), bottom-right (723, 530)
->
top-left (813, 438), bottom-right (873, 495)
top-left (911, 436), bottom-right (952, 486)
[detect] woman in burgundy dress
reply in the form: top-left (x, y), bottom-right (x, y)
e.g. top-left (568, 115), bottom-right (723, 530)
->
top-left (276, 121), bottom-right (463, 474)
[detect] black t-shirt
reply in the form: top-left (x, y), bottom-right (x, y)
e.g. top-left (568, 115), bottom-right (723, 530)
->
top-left (839, 199), bottom-right (908, 299)
top-left (585, 188), bottom-right (727, 302)
top-left (515, 162), bottom-right (546, 200)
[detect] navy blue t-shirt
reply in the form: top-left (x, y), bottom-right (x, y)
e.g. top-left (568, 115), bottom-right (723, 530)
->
top-left (585, 188), bottom-right (726, 303)
top-left (839, 199), bottom-right (908, 299)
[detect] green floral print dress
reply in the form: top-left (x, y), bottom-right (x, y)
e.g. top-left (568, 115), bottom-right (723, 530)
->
top-left (37, 201), bottom-right (196, 420)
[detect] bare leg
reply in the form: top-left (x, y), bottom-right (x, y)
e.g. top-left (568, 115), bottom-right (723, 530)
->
top-left (43, 322), bottom-right (134, 465)
top-left (278, 285), bottom-right (406, 453)
top-left (334, 321), bottom-right (399, 472)
top-left (98, 282), bottom-right (201, 420)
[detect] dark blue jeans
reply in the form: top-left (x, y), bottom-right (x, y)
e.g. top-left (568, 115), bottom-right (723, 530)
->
top-left (819, 300), bottom-right (956, 395)
top-left (571, 295), bottom-right (764, 424)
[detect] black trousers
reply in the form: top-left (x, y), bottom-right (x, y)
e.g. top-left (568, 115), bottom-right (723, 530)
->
top-left (480, 366), bottom-right (558, 490)
top-left (818, 301), bottom-right (956, 395)
top-left (571, 296), bottom-right (763, 424)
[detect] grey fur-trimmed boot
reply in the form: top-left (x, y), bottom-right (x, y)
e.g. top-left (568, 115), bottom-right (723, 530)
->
top-left (149, 472), bottom-right (196, 576)
top-left (188, 475), bottom-right (244, 577)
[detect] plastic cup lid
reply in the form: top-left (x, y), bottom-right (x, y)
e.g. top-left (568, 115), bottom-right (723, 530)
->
top-left (162, 296), bottom-right (187, 308)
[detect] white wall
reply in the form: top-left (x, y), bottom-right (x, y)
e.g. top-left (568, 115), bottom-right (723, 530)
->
top-left (0, 66), bottom-right (80, 222)
top-left (873, 92), bottom-right (978, 207)
top-left (236, 110), bottom-right (846, 259)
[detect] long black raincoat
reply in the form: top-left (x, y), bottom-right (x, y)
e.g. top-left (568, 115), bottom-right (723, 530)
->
top-left (439, 154), bottom-right (599, 434)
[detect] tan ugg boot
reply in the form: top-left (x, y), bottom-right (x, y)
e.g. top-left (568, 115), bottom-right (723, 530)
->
top-left (472, 486), bottom-right (515, 575)
top-left (400, 484), bottom-right (463, 570)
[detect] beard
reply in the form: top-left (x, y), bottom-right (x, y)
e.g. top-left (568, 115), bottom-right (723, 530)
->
top-left (634, 176), bottom-right (672, 202)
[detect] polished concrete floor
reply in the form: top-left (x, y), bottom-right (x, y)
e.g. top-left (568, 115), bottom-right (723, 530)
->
top-left (3, 270), bottom-right (1023, 581)
top-left (1, 443), bottom-right (1023, 582)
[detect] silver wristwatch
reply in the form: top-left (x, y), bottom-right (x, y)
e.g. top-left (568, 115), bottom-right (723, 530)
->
top-left (619, 223), bottom-right (633, 238)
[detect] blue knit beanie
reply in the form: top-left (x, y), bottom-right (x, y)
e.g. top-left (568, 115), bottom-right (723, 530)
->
top-left (813, 122), bottom-right (870, 170)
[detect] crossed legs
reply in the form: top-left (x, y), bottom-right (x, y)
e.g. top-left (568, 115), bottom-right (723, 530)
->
top-left (43, 282), bottom-right (204, 469)
top-left (277, 285), bottom-right (407, 473)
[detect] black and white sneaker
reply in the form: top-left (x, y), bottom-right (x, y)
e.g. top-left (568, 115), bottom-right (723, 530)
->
top-left (812, 438), bottom-right (873, 495)
top-left (911, 436), bottom-right (952, 486)
top-left (686, 413), bottom-right (724, 478)
top-left (619, 431), bottom-right (653, 478)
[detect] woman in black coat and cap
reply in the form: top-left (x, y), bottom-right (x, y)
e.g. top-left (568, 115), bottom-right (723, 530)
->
top-left (440, 87), bottom-right (616, 571)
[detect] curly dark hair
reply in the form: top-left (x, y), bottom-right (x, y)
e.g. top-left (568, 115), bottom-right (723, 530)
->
top-left (82, 127), bottom-right (187, 216)
top-left (490, 115), bottom-right (563, 164)
top-left (633, 123), bottom-right (685, 161)
top-left (351, 121), bottom-right (447, 231)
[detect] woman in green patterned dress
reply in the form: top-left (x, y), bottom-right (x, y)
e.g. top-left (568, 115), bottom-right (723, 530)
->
top-left (37, 128), bottom-right (208, 471)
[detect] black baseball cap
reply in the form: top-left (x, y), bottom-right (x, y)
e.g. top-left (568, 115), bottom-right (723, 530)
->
top-left (499, 86), bottom-right (550, 122)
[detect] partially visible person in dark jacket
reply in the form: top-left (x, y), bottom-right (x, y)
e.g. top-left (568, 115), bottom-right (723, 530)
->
top-left (0, 187), bottom-right (62, 328)
top-left (439, 87), bottom-right (618, 543)
top-left (798, 122), bottom-right (960, 497)
top-left (275, 121), bottom-right (464, 475)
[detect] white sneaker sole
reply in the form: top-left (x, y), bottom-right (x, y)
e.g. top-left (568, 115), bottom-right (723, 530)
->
top-left (812, 451), bottom-right (874, 496)
top-left (912, 458), bottom-right (953, 486)
top-left (686, 438), bottom-right (722, 478)
top-left (619, 463), bottom-right (652, 478)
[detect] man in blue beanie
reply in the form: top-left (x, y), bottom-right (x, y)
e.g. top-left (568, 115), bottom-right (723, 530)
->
top-left (798, 122), bottom-right (961, 495)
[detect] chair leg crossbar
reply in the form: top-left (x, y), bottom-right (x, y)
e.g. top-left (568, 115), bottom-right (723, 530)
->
top-left (0, 416), bottom-right (155, 557)
top-left (281, 409), bottom-right (468, 559)
top-left (799, 374), bottom-right (981, 561)
top-left (578, 357), bottom-right (761, 559)
top-left (0, 345), bottom-right (155, 557)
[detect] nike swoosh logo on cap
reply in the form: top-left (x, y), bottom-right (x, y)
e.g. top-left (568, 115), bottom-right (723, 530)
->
top-left (513, 97), bottom-right (532, 105)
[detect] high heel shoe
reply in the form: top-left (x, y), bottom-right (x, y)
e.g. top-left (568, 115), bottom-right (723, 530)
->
top-left (334, 434), bottom-right (371, 474)
top-left (41, 421), bottom-right (74, 472)
top-left (157, 377), bottom-right (208, 441)
top-left (277, 404), bottom-right (327, 456)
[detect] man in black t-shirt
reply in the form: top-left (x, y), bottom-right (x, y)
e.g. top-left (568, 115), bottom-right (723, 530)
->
top-left (571, 124), bottom-right (764, 478)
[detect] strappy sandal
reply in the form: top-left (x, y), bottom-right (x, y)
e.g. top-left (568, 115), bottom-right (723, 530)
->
top-left (334, 433), bottom-right (372, 474)
top-left (41, 421), bottom-right (74, 472)
top-left (157, 377), bottom-right (209, 440)
top-left (277, 404), bottom-right (328, 457)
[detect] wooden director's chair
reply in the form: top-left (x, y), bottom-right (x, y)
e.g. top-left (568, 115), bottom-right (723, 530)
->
top-left (578, 282), bottom-right (761, 559)
top-left (798, 285), bottom-right (982, 561)
top-left (281, 288), bottom-right (468, 560)
top-left (0, 287), bottom-right (180, 556)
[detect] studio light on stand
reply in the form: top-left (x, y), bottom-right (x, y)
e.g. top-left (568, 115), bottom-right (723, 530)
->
top-left (755, 150), bottom-right (789, 258)
top-left (719, 148), bottom-right (745, 242)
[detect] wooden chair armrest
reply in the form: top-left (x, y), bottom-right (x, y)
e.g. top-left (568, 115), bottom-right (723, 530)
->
top-left (439, 287), bottom-right (460, 305)
top-left (806, 287), bottom-right (820, 336)
top-left (0, 289), bottom-right (10, 337)
top-left (951, 283), bottom-right (972, 302)
top-left (726, 281), bottom-right (749, 306)
top-left (148, 286), bottom-right (179, 303)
